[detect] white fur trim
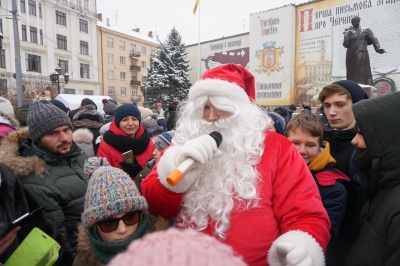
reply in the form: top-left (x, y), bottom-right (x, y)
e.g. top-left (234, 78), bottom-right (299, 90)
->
top-left (268, 230), bottom-right (325, 266)
top-left (157, 146), bottom-right (198, 193)
top-left (72, 128), bottom-right (94, 144)
top-left (189, 79), bottom-right (250, 103)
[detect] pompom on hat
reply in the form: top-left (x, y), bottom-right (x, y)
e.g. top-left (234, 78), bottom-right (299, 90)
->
top-left (114, 103), bottom-right (141, 126)
top-left (81, 157), bottom-right (148, 229)
top-left (27, 100), bottom-right (72, 142)
top-left (108, 228), bottom-right (247, 266)
top-left (333, 80), bottom-right (369, 103)
top-left (189, 64), bottom-right (255, 103)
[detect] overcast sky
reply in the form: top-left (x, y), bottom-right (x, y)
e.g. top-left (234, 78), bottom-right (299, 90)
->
top-left (96, 0), bottom-right (304, 45)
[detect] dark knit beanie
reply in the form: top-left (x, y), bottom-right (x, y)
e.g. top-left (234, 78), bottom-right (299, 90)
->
top-left (114, 103), bottom-right (141, 126)
top-left (81, 98), bottom-right (97, 110)
top-left (153, 131), bottom-right (173, 151)
top-left (27, 100), bottom-right (72, 142)
top-left (50, 99), bottom-right (69, 113)
top-left (289, 104), bottom-right (296, 111)
top-left (268, 111), bottom-right (286, 135)
top-left (333, 80), bottom-right (368, 103)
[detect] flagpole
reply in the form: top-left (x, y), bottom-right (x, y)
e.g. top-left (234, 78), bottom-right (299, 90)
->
top-left (197, 1), bottom-right (201, 80)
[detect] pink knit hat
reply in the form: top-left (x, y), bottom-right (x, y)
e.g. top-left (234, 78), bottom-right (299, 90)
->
top-left (108, 228), bottom-right (247, 266)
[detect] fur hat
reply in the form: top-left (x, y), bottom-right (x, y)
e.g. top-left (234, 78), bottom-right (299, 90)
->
top-left (268, 112), bottom-right (286, 135)
top-left (81, 157), bottom-right (148, 229)
top-left (80, 98), bottom-right (97, 110)
top-left (153, 131), bottom-right (173, 151)
top-left (189, 64), bottom-right (255, 103)
top-left (333, 80), bottom-right (368, 103)
top-left (72, 128), bottom-right (94, 157)
top-left (138, 106), bottom-right (153, 121)
top-left (27, 100), bottom-right (72, 142)
top-left (108, 228), bottom-right (247, 266)
top-left (0, 97), bottom-right (14, 116)
top-left (114, 103), bottom-right (141, 126)
top-left (102, 99), bottom-right (117, 115)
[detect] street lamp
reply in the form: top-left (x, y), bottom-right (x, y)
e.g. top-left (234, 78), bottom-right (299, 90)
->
top-left (50, 66), bottom-right (69, 95)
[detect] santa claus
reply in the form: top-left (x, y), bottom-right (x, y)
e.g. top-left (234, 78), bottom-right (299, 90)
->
top-left (141, 64), bottom-right (330, 266)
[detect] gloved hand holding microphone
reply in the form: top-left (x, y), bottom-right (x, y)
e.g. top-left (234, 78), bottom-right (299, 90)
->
top-left (157, 132), bottom-right (222, 193)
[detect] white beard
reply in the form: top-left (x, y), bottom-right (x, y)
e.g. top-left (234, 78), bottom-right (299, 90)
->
top-left (176, 115), bottom-right (266, 239)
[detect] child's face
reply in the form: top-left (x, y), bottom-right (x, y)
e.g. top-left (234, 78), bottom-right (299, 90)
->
top-left (96, 212), bottom-right (140, 243)
top-left (152, 146), bottom-right (162, 160)
top-left (287, 128), bottom-right (320, 164)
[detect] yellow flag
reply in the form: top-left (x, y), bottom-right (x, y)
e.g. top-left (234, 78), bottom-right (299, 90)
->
top-left (193, 0), bottom-right (199, 14)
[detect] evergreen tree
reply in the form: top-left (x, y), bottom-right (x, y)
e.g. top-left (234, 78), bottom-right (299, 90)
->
top-left (144, 27), bottom-right (191, 107)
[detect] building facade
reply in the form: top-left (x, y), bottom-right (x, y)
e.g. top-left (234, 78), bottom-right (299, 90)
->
top-left (0, 0), bottom-right (100, 101)
top-left (97, 15), bottom-right (159, 105)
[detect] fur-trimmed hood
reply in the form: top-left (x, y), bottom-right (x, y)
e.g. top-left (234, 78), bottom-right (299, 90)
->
top-left (0, 127), bottom-right (47, 177)
top-left (0, 110), bottom-right (20, 129)
top-left (73, 128), bottom-right (94, 144)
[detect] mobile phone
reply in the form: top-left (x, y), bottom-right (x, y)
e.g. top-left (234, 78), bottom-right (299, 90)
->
top-left (1, 206), bottom-right (47, 239)
top-left (122, 150), bottom-right (134, 163)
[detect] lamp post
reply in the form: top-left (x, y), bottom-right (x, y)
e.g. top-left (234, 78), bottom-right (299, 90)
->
top-left (50, 66), bottom-right (69, 95)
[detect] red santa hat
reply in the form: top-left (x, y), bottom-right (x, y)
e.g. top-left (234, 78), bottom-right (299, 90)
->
top-left (188, 64), bottom-right (255, 103)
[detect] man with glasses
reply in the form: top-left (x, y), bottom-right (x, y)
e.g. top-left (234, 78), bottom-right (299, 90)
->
top-left (142, 64), bottom-right (330, 266)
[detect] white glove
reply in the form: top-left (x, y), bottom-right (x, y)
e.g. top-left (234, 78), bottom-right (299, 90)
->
top-left (268, 230), bottom-right (325, 266)
top-left (157, 134), bottom-right (221, 193)
top-left (176, 134), bottom-right (219, 166)
top-left (276, 242), bottom-right (312, 266)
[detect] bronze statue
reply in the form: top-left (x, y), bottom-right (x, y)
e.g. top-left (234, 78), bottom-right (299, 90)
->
top-left (343, 16), bottom-right (386, 85)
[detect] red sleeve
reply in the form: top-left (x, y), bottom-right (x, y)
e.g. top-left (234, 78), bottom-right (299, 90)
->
top-left (264, 133), bottom-right (331, 251)
top-left (141, 150), bottom-right (184, 219)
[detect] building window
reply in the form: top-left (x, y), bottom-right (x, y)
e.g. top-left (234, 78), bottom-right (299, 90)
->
top-left (56, 34), bottom-right (67, 50)
top-left (141, 60), bottom-right (146, 69)
top-left (0, 49), bottom-right (5, 68)
top-left (65, 88), bottom-right (76, 94)
top-left (84, 90), bottom-right (94, 95)
top-left (30, 27), bottom-right (38, 43)
top-left (108, 86), bottom-right (114, 96)
top-left (0, 79), bottom-right (7, 95)
top-left (141, 46), bottom-right (146, 55)
top-left (28, 0), bottom-right (36, 16)
top-left (25, 53), bottom-right (41, 72)
top-left (57, 59), bottom-right (68, 75)
top-left (40, 29), bottom-right (43, 44)
top-left (132, 89), bottom-right (137, 96)
top-left (38, 3), bottom-right (42, 18)
top-left (80, 63), bottom-right (89, 78)
top-left (56, 11), bottom-right (66, 26)
top-left (79, 19), bottom-right (88, 33)
top-left (108, 70), bottom-right (114, 79)
top-left (80, 41), bottom-right (88, 55)
top-left (130, 44), bottom-right (136, 52)
top-left (22, 25), bottom-right (27, 41)
top-left (119, 41), bottom-right (125, 50)
top-left (121, 87), bottom-right (126, 96)
top-left (120, 72), bottom-right (126, 80)
top-left (20, 0), bottom-right (26, 13)
top-left (120, 56), bottom-right (126, 65)
top-left (107, 37), bottom-right (113, 47)
top-left (107, 53), bottom-right (114, 63)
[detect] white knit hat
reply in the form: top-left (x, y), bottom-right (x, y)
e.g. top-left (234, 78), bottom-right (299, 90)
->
top-left (0, 97), bottom-right (14, 116)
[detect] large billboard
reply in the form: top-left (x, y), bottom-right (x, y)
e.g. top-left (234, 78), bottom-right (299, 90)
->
top-left (295, 0), bottom-right (400, 104)
top-left (250, 5), bottom-right (296, 106)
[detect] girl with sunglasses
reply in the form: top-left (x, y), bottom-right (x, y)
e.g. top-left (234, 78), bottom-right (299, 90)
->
top-left (73, 157), bottom-right (169, 266)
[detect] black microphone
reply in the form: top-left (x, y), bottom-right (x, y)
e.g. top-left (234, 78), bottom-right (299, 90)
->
top-left (166, 131), bottom-right (223, 186)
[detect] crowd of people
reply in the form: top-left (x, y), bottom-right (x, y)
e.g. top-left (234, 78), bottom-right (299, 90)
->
top-left (0, 63), bottom-right (399, 265)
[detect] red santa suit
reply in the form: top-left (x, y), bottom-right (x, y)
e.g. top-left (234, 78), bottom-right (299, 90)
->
top-left (141, 64), bottom-right (330, 266)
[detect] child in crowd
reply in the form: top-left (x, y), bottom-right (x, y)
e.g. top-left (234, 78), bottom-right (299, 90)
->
top-left (285, 112), bottom-right (349, 241)
top-left (135, 131), bottom-right (174, 193)
top-left (73, 157), bottom-right (169, 266)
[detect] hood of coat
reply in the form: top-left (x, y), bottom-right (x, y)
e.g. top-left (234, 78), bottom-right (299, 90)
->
top-left (0, 126), bottom-right (83, 178)
top-left (352, 91), bottom-right (400, 189)
top-left (73, 109), bottom-right (104, 124)
top-left (0, 110), bottom-right (20, 129)
top-left (73, 128), bottom-right (94, 144)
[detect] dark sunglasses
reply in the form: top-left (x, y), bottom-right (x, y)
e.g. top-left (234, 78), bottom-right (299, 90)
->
top-left (97, 212), bottom-right (140, 233)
